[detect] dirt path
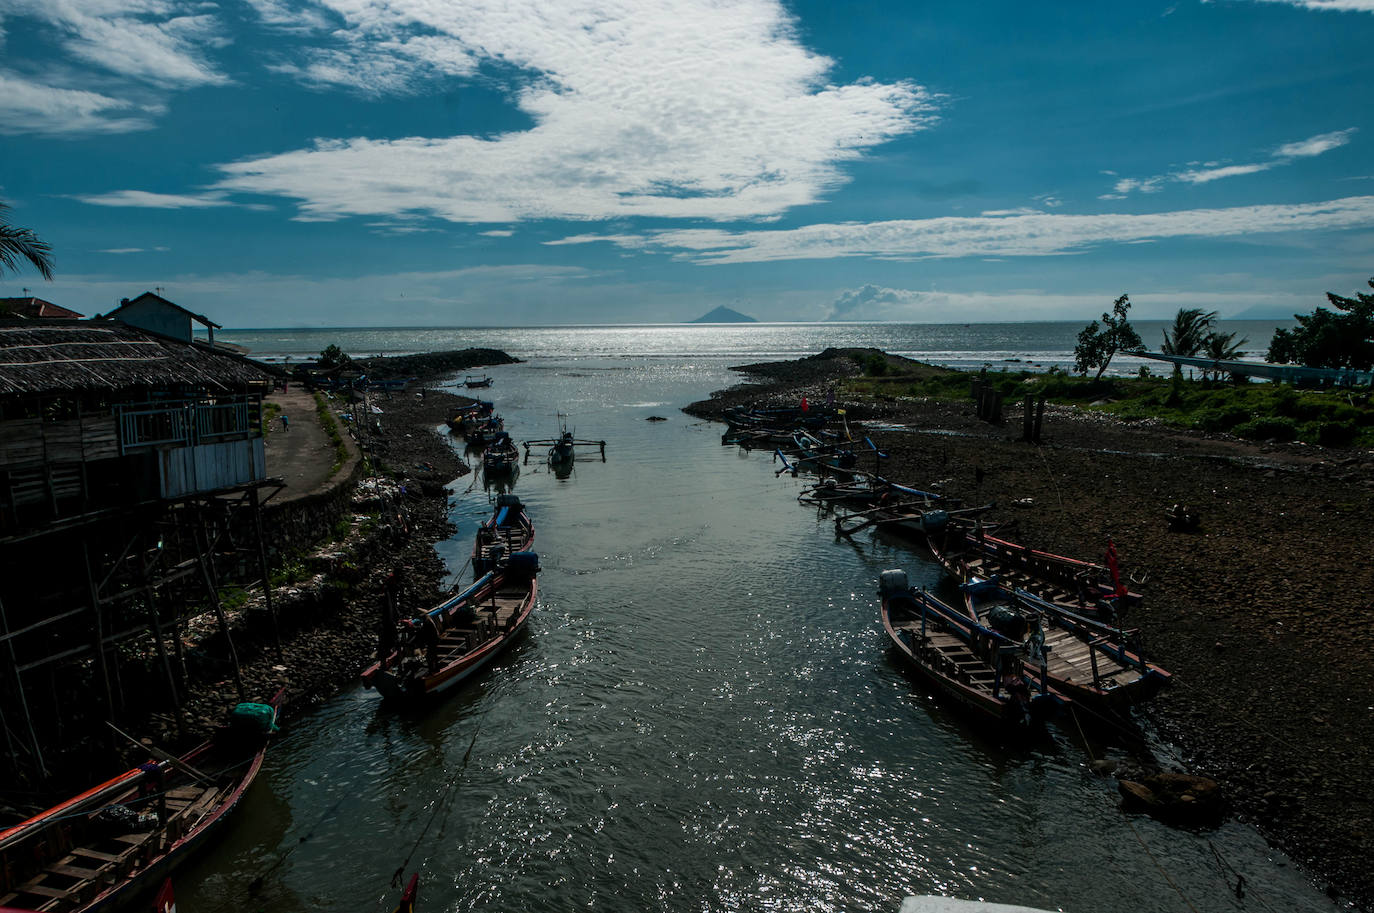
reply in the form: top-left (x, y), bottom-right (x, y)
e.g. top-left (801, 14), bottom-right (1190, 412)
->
top-left (263, 388), bottom-right (357, 500)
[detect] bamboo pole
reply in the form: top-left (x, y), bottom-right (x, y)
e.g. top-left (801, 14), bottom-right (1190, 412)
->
top-left (249, 487), bottom-right (283, 660)
top-left (0, 593), bottom-right (47, 777)
top-left (192, 519), bottom-right (244, 702)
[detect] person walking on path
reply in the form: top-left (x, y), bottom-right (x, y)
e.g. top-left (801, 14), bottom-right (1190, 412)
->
top-left (281, 413), bottom-right (289, 431)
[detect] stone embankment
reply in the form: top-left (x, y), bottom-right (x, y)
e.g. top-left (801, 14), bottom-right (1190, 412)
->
top-left (355, 347), bottom-right (519, 380)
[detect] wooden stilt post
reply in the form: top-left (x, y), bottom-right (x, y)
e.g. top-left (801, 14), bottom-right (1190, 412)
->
top-left (81, 541), bottom-right (116, 738)
top-left (1034, 395), bottom-right (1046, 442)
top-left (0, 595), bottom-right (47, 778)
top-left (249, 487), bottom-right (283, 659)
top-left (193, 519), bottom-right (244, 702)
top-left (144, 590), bottom-right (185, 739)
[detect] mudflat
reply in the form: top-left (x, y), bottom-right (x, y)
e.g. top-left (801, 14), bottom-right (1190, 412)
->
top-left (687, 355), bottom-right (1374, 909)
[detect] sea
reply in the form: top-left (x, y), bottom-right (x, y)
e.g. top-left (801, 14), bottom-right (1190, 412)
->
top-left (212, 319), bottom-right (1290, 376)
top-left (177, 319), bottom-right (1336, 913)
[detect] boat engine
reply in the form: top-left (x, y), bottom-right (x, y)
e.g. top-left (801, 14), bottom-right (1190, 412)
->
top-left (879, 569), bottom-right (909, 598)
top-left (987, 604), bottom-right (1030, 640)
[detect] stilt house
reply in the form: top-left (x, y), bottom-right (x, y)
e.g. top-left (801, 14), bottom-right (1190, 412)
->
top-left (0, 316), bottom-right (277, 784)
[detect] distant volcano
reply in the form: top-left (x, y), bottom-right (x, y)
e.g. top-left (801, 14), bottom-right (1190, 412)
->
top-left (689, 305), bottom-right (757, 323)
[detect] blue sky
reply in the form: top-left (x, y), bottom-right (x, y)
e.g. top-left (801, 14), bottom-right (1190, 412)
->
top-left (2, 0), bottom-right (1373, 327)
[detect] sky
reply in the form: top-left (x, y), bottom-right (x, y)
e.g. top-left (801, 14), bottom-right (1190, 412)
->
top-left (2, 0), bottom-right (1373, 327)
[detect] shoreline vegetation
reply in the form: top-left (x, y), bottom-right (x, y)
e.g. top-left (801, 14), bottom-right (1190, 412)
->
top-left (685, 347), bottom-right (1374, 909)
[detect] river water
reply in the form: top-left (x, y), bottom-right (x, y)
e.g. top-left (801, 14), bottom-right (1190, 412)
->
top-left (179, 347), bottom-right (1332, 913)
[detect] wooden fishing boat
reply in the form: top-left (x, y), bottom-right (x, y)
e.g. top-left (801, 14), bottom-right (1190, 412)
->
top-left (800, 474), bottom-right (943, 510)
top-left (547, 431), bottom-right (575, 465)
top-left (723, 405), bottom-right (828, 431)
top-left (879, 570), bottom-right (1065, 731)
top-left (445, 399), bottom-right (493, 433)
top-left (784, 430), bottom-right (861, 478)
top-left (481, 431), bottom-right (520, 477)
top-left (472, 494), bottom-right (534, 577)
top-left (960, 576), bottom-right (1170, 713)
top-left (927, 527), bottom-right (1142, 622)
top-left (464, 375), bottom-right (493, 388)
top-left (360, 554), bottom-right (540, 702)
top-left (0, 690), bottom-right (284, 913)
top-left (464, 414), bottom-right (505, 446)
top-left (522, 422), bottom-right (606, 467)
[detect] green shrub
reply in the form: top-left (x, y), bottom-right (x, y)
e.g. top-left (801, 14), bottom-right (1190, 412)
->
top-left (1233, 416), bottom-right (1298, 442)
top-left (1315, 421), bottom-right (1359, 447)
top-left (865, 354), bottom-right (888, 376)
top-left (1193, 406), bottom-right (1252, 433)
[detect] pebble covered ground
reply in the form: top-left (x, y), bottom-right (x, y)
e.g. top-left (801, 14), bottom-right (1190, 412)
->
top-left (686, 350), bottom-right (1374, 910)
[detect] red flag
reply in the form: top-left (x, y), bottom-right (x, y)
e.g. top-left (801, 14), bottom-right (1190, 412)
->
top-left (801, 396), bottom-right (809, 412)
top-left (154, 879), bottom-right (175, 913)
top-left (1105, 538), bottom-right (1127, 597)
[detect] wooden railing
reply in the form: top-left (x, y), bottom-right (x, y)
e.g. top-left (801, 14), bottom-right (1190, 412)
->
top-left (116, 396), bottom-right (261, 453)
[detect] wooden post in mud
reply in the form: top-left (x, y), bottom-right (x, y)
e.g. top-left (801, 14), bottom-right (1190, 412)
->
top-left (1021, 394), bottom-right (1046, 443)
top-left (192, 519), bottom-right (245, 702)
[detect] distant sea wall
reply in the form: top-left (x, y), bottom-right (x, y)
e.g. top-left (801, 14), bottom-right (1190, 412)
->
top-left (356, 347), bottom-right (519, 380)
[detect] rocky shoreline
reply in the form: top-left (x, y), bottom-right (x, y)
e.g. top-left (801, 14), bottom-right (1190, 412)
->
top-left (686, 351), bottom-right (1374, 910)
top-left (175, 387), bottom-right (476, 730)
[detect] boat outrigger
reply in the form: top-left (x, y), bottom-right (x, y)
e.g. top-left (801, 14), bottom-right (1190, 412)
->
top-left (523, 417), bottom-right (606, 467)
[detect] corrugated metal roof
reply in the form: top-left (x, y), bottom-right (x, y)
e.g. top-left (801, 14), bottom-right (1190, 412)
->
top-left (0, 320), bottom-right (271, 395)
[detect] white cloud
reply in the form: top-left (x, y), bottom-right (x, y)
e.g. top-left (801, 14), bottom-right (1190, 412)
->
top-left (549, 195), bottom-right (1374, 264)
top-left (1105, 128), bottom-right (1357, 197)
top-left (0, 1), bottom-right (234, 135)
top-left (822, 285), bottom-right (1314, 323)
top-left (1274, 127), bottom-right (1357, 158)
top-left (213, 0), bottom-right (935, 223)
top-left (74, 190), bottom-right (241, 208)
top-left (480, 230), bottom-right (515, 237)
top-left (1174, 163), bottom-right (1273, 184)
top-left (0, 71), bottom-right (160, 134)
top-left (5, 1), bottom-right (229, 88)
top-left (1249, 0), bottom-right (1374, 10)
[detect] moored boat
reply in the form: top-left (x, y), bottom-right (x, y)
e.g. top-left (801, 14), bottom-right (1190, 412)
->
top-left (472, 493), bottom-right (534, 577)
top-left (464, 374), bottom-right (493, 388)
top-left (879, 570), bottom-right (1066, 731)
top-left (481, 431), bottom-right (520, 477)
top-left (960, 576), bottom-right (1170, 713)
top-left (0, 690), bottom-right (284, 913)
top-left (445, 399), bottom-right (493, 433)
top-left (360, 554), bottom-right (540, 703)
top-left (928, 527), bottom-right (1141, 622)
top-left (464, 414), bottom-right (505, 446)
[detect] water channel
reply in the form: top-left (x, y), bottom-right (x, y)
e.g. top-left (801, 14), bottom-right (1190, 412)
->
top-left (179, 354), bottom-right (1335, 913)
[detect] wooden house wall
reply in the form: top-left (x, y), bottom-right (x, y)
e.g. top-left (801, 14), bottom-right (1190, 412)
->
top-left (112, 300), bottom-right (192, 342)
top-left (0, 415), bottom-right (119, 469)
top-left (158, 437), bottom-right (265, 499)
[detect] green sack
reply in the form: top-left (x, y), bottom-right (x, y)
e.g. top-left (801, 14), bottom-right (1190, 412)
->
top-left (230, 702), bottom-right (279, 734)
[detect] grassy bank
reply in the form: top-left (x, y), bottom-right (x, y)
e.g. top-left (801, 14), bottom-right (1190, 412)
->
top-left (846, 361), bottom-right (1374, 449)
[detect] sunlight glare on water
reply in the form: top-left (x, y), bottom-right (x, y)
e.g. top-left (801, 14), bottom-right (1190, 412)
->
top-left (177, 351), bottom-right (1332, 913)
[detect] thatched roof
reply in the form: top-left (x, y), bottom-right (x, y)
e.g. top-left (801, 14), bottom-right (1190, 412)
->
top-left (0, 297), bottom-right (83, 319)
top-left (0, 320), bottom-right (271, 396)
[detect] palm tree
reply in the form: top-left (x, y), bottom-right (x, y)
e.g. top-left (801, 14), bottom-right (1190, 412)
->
top-left (1198, 330), bottom-right (1248, 380)
top-left (1161, 308), bottom-right (1217, 357)
top-left (1202, 330), bottom-right (1247, 361)
top-left (0, 202), bottom-right (55, 280)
